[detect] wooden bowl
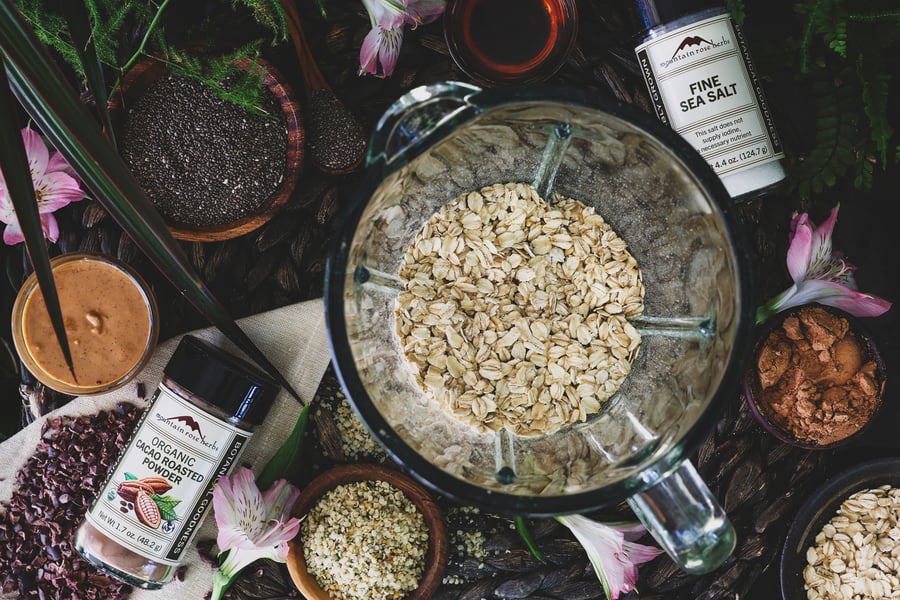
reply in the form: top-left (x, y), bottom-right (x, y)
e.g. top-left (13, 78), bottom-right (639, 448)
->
top-left (286, 463), bottom-right (448, 600)
top-left (110, 56), bottom-right (304, 242)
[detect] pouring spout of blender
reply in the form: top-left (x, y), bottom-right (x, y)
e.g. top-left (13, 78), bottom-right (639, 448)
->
top-left (369, 82), bottom-right (483, 169)
top-left (626, 460), bottom-right (736, 575)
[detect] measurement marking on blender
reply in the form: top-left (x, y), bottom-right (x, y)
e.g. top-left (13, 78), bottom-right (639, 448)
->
top-left (630, 314), bottom-right (717, 339)
top-left (355, 265), bottom-right (403, 292)
top-left (533, 122), bottom-right (573, 199)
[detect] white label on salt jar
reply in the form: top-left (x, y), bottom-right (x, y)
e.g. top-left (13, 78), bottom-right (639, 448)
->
top-left (85, 384), bottom-right (251, 565)
top-left (636, 12), bottom-right (784, 177)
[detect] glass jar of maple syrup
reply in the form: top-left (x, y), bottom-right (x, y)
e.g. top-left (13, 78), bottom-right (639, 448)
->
top-left (444, 0), bottom-right (578, 85)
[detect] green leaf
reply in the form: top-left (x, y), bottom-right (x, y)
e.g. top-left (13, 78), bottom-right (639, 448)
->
top-left (256, 404), bottom-right (309, 490)
top-left (151, 494), bottom-right (181, 521)
top-left (0, 62), bottom-right (76, 382)
top-left (59, 0), bottom-right (116, 149)
top-left (515, 516), bottom-right (544, 562)
top-left (0, 3), bottom-right (303, 404)
top-left (124, 472), bottom-right (138, 480)
top-left (857, 53), bottom-right (893, 165)
top-left (725, 0), bottom-right (745, 27)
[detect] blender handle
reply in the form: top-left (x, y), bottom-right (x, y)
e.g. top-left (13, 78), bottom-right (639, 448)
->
top-left (626, 460), bottom-right (736, 575)
top-left (368, 81), bottom-right (483, 168)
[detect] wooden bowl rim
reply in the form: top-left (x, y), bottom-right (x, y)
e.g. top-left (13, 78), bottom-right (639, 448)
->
top-left (286, 463), bottom-right (448, 600)
top-left (110, 55), bottom-right (304, 242)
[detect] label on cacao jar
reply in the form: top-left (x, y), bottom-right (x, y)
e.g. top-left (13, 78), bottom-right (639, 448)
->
top-left (85, 384), bottom-right (251, 565)
top-left (635, 13), bottom-right (784, 177)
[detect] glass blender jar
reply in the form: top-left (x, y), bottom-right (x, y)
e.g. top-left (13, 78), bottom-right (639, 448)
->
top-left (325, 82), bottom-right (753, 574)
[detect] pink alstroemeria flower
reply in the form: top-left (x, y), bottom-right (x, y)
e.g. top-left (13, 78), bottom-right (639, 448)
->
top-left (0, 127), bottom-right (85, 246)
top-left (556, 515), bottom-right (662, 600)
top-left (210, 467), bottom-right (301, 600)
top-left (359, 0), bottom-right (445, 78)
top-left (755, 205), bottom-right (891, 324)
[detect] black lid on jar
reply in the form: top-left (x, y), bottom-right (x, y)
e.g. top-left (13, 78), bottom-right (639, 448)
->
top-left (163, 335), bottom-right (280, 426)
top-left (630, 0), bottom-right (721, 31)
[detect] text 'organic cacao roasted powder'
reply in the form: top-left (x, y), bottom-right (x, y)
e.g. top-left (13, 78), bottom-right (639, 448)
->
top-left (754, 305), bottom-right (881, 446)
top-left (0, 404), bottom-right (141, 599)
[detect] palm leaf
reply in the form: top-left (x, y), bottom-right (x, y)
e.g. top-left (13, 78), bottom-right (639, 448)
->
top-left (59, 0), bottom-right (116, 149)
top-left (0, 2), bottom-right (302, 402)
top-left (0, 62), bottom-right (76, 381)
top-left (256, 404), bottom-right (309, 490)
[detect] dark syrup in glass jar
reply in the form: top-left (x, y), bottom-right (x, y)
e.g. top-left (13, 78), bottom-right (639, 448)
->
top-left (445, 0), bottom-right (577, 84)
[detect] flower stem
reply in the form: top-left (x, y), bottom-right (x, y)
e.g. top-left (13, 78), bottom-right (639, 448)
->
top-left (210, 568), bottom-right (238, 600)
top-left (107, 0), bottom-right (172, 101)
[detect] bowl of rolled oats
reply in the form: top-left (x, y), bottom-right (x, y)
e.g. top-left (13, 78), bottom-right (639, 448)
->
top-left (286, 463), bottom-right (448, 600)
top-left (781, 458), bottom-right (900, 600)
top-left (324, 81), bottom-right (752, 570)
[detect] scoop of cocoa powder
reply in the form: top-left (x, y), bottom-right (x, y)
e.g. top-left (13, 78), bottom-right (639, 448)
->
top-left (754, 305), bottom-right (881, 446)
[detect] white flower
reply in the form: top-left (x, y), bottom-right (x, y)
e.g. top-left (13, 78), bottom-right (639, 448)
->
top-left (556, 515), bottom-right (662, 600)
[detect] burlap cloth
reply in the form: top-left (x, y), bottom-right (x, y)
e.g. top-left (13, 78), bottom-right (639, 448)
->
top-left (0, 298), bottom-right (332, 599)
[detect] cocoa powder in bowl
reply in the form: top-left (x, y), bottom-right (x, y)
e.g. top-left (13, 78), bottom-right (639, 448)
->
top-left (745, 304), bottom-right (885, 448)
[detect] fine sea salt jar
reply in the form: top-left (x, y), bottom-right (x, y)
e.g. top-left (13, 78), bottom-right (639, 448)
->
top-left (630, 0), bottom-right (786, 199)
top-left (75, 335), bottom-right (280, 589)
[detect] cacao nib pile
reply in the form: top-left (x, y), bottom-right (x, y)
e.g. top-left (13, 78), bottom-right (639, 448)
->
top-left (0, 404), bottom-right (141, 599)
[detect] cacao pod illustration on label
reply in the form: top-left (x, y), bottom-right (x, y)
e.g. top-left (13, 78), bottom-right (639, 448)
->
top-left (116, 480), bottom-right (155, 503)
top-left (135, 490), bottom-right (162, 529)
top-left (138, 476), bottom-right (173, 495)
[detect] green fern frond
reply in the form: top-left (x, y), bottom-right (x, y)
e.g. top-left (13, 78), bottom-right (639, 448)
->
top-left (726, 0), bottom-right (745, 26)
top-left (791, 68), bottom-right (862, 196)
top-left (799, 0), bottom-right (833, 73)
top-left (857, 54), bottom-right (893, 165)
top-left (826, 20), bottom-right (847, 57)
top-left (848, 10), bottom-right (900, 23)
top-left (232, 0), bottom-right (288, 43)
top-left (161, 41), bottom-right (272, 117)
top-left (854, 154), bottom-right (875, 192)
top-left (16, 0), bottom-right (82, 75)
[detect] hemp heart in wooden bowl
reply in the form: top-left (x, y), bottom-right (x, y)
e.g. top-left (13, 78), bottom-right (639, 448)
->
top-left (394, 182), bottom-right (644, 437)
top-left (286, 464), bottom-right (447, 600)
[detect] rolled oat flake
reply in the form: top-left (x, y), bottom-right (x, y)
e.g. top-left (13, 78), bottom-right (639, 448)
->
top-left (74, 335), bottom-right (279, 589)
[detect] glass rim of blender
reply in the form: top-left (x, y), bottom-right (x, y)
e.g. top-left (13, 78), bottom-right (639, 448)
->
top-left (324, 83), bottom-right (755, 516)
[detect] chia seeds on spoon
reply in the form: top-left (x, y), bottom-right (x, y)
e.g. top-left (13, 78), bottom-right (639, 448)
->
top-left (121, 74), bottom-right (287, 228)
top-left (306, 89), bottom-right (367, 173)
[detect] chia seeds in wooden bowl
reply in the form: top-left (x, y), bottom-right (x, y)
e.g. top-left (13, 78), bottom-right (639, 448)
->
top-left (113, 57), bottom-right (303, 242)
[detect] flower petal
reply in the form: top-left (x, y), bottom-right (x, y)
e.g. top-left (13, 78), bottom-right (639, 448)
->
top-left (46, 151), bottom-right (75, 176)
top-left (3, 220), bottom-right (25, 245)
top-left (35, 171), bottom-right (84, 212)
top-left (377, 26), bottom-right (403, 77)
top-left (557, 515), bottom-right (626, 600)
top-left (260, 479), bottom-right (301, 522)
top-left (804, 205), bottom-right (839, 276)
top-left (404, 0), bottom-right (446, 27)
top-left (213, 467), bottom-right (264, 551)
top-left (361, 0), bottom-right (406, 29)
top-left (358, 27), bottom-right (382, 76)
top-left (786, 212), bottom-right (813, 283)
top-left (21, 127), bottom-right (49, 181)
top-left (41, 213), bottom-right (60, 243)
top-left (623, 539), bottom-right (664, 564)
top-left (609, 521), bottom-right (650, 542)
top-left (359, 25), bottom-right (404, 78)
top-left (793, 280), bottom-right (892, 318)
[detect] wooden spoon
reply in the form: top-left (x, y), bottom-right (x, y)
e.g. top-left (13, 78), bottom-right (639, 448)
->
top-left (281, 0), bottom-right (367, 175)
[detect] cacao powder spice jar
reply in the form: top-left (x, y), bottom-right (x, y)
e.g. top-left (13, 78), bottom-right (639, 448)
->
top-left (74, 335), bottom-right (279, 589)
top-left (743, 304), bottom-right (886, 449)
